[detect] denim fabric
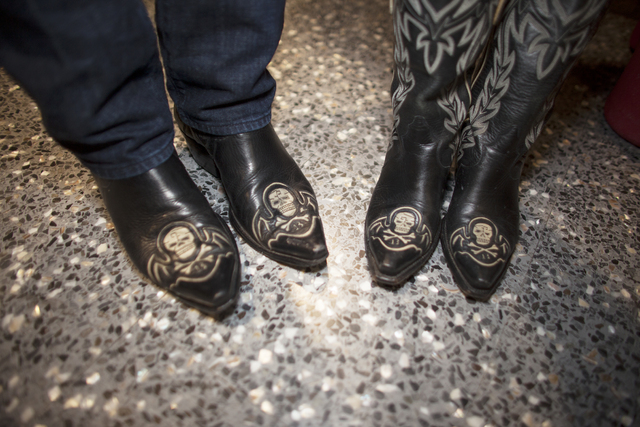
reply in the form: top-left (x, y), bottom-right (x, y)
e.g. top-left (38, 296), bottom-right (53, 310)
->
top-left (157, 0), bottom-right (285, 136)
top-left (0, 0), bottom-right (285, 179)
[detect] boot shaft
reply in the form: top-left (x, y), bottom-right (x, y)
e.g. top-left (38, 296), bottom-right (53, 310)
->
top-left (460, 0), bottom-right (609, 166)
top-left (391, 0), bottom-right (498, 152)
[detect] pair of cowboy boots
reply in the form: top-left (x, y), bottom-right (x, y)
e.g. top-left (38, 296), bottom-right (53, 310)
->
top-left (366, 0), bottom-right (608, 300)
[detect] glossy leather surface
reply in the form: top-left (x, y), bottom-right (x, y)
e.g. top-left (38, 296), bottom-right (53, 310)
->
top-left (442, 0), bottom-right (607, 300)
top-left (94, 153), bottom-right (240, 316)
top-left (364, 0), bottom-right (494, 286)
top-left (365, 127), bottom-right (451, 285)
top-left (176, 113), bottom-right (328, 268)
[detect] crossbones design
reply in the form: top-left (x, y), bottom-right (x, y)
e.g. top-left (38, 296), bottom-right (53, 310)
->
top-left (369, 207), bottom-right (430, 252)
top-left (148, 221), bottom-right (234, 287)
top-left (252, 182), bottom-right (320, 249)
top-left (450, 217), bottom-right (510, 267)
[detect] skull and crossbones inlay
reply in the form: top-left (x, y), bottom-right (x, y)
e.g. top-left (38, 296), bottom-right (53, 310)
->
top-left (148, 221), bottom-right (234, 287)
top-left (368, 207), bottom-right (430, 252)
top-left (253, 183), bottom-right (320, 249)
top-left (163, 226), bottom-right (197, 260)
top-left (450, 217), bottom-right (510, 267)
top-left (268, 187), bottom-right (297, 217)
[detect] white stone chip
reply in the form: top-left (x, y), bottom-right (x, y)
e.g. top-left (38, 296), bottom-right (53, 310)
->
top-left (421, 331), bottom-right (434, 343)
top-left (358, 300), bottom-right (371, 310)
top-left (260, 401), bottom-right (274, 415)
top-left (380, 364), bottom-right (393, 379)
top-left (250, 361), bottom-right (262, 373)
top-left (6, 398), bottom-right (19, 413)
top-left (362, 314), bottom-right (378, 325)
top-left (453, 313), bottom-right (465, 326)
top-left (398, 353), bottom-right (410, 369)
top-left (49, 386), bottom-right (61, 402)
top-left (466, 416), bottom-right (485, 427)
top-left (274, 341), bottom-right (286, 354)
top-left (103, 397), bottom-right (119, 417)
top-left (64, 394), bottom-right (82, 409)
top-left (4, 314), bottom-right (21, 333)
top-left (521, 412), bottom-right (535, 427)
top-left (346, 394), bottom-right (362, 410)
top-left (136, 368), bottom-right (149, 383)
top-left (375, 384), bottom-right (399, 393)
top-left (299, 404), bottom-right (316, 418)
top-left (394, 330), bottom-right (404, 345)
top-left (85, 372), bottom-right (100, 385)
top-left (8, 375), bottom-right (19, 388)
top-left (325, 335), bottom-right (338, 344)
top-left (21, 407), bottom-right (34, 423)
top-left (284, 328), bottom-right (298, 339)
top-left (249, 387), bottom-right (265, 404)
top-left (359, 280), bottom-right (372, 292)
top-left (81, 395), bottom-right (96, 409)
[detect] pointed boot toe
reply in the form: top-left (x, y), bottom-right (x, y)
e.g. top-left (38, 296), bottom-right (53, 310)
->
top-left (238, 180), bottom-right (328, 268)
top-left (442, 184), bottom-right (519, 301)
top-left (363, 127), bottom-right (451, 286)
top-left (94, 153), bottom-right (241, 316)
top-left (366, 206), bottom-right (436, 285)
top-left (175, 112), bottom-right (328, 268)
top-left (264, 229), bottom-right (328, 265)
top-left (152, 221), bottom-right (241, 313)
top-left (442, 216), bottom-right (514, 301)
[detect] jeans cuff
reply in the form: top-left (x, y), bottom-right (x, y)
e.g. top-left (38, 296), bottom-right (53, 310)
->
top-left (177, 109), bottom-right (272, 136)
top-left (83, 140), bottom-right (176, 180)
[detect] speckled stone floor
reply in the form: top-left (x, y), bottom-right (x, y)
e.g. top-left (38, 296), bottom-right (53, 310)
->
top-left (1, 1), bottom-right (639, 427)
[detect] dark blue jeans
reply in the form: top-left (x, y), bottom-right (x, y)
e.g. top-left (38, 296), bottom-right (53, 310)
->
top-left (0, 0), bottom-right (286, 179)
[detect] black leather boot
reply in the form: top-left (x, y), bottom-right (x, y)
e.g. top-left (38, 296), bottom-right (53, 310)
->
top-left (442, 0), bottom-right (608, 300)
top-left (175, 112), bottom-right (329, 269)
top-left (365, 0), bottom-right (496, 285)
top-left (94, 152), bottom-right (241, 316)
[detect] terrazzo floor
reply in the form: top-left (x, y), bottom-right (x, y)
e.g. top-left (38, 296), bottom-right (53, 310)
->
top-left (1, 1), bottom-right (639, 426)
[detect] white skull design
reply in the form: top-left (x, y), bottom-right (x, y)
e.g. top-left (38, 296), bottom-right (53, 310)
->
top-left (268, 187), bottom-right (297, 217)
top-left (393, 212), bottom-right (416, 235)
top-left (473, 223), bottom-right (493, 246)
top-left (163, 226), bottom-right (197, 260)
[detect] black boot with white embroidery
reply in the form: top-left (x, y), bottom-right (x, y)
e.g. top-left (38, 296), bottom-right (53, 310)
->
top-left (442, 0), bottom-right (608, 300)
top-left (365, 0), bottom-right (496, 285)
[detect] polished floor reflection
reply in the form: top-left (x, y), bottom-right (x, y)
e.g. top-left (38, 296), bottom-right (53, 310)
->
top-left (1, 1), bottom-right (639, 426)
